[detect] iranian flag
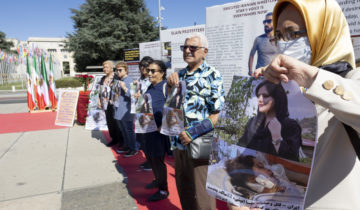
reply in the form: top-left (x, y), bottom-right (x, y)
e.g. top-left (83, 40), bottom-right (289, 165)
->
top-left (40, 55), bottom-right (50, 107)
top-left (26, 55), bottom-right (36, 111)
top-left (32, 55), bottom-right (46, 110)
top-left (48, 54), bottom-right (57, 110)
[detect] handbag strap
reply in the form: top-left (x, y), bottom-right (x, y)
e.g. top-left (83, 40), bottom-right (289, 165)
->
top-left (343, 123), bottom-right (360, 160)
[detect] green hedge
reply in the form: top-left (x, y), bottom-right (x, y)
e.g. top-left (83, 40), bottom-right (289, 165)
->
top-left (55, 77), bottom-right (82, 88)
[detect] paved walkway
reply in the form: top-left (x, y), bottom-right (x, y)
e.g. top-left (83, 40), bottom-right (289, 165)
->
top-left (0, 94), bottom-right (137, 210)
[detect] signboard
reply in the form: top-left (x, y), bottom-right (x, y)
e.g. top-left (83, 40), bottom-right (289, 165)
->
top-left (338, 0), bottom-right (360, 36)
top-left (55, 90), bottom-right (79, 127)
top-left (139, 41), bottom-right (161, 60)
top-left (206, 0), bottom-right (277, 92)
top-left (160, 25), bottom-right (206, 72)
top-left (124, 48), bottom-right (140, 62)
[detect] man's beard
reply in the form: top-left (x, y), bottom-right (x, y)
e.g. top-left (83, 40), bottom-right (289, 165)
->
top-left (265, 27), bottom-right (273, 34)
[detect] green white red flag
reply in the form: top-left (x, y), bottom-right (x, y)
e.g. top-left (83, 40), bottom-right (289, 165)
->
top-left (40, 55), bottom-right (50, 107)
top-left (26, 55), bottom-right (36, 111)
top-left (32, 55), bottom-right (46, 110)
top-left (48, 54), bottom-right (57, 110)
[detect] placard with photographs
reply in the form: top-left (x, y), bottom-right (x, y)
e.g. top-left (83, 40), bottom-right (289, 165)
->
top-left (130, 82), bottom-right (138, 114)
top-left (160, 81), bottom-right (185, 136)
top-left (206, 76), bottom-right (317, 210)
top-left (85, 75), bottom-right (108, 130)
top-left (134, 93), bottom-right (158, 133)
top-left (111, 79), bottom-right (122, 108)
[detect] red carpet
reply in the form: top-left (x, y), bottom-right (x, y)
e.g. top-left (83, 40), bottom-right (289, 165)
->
top-left (102, 131), bottom-right (229, 210)
top-left (0, 112), bottom-right (66, 134)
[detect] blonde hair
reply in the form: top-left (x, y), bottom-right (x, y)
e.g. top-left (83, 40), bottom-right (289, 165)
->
top-left (115, 61), bottom-right (129, 74)
top-left (103, 60), bottom-right (114, 68)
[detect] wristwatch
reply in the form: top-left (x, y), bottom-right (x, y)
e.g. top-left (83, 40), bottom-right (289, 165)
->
top-left (272, 137), bottom-right (283, 146)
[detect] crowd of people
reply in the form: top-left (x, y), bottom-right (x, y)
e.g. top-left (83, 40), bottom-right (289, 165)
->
top-left (94, 0), bottom-right (359, 209)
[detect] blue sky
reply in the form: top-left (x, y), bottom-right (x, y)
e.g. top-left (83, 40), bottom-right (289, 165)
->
top-left (0, 0), bottom-right (237, 41)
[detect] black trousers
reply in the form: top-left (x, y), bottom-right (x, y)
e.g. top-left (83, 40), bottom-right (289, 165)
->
top-left (105, 105), bottom-right (123, 147)
top-left (147, 155), bottom-right (168, 191)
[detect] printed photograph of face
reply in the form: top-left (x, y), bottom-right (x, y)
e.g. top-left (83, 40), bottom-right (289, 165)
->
top-left (207, 141), bottom-right (306, 207)
top-left (216, 76), bottom-right (317, 163)
top-left (138, 114), bottom-right (154, 128)
top-left (164, 81), bottom-right (185, 109)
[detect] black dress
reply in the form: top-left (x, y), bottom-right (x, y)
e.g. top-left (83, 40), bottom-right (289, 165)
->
top-left (237, 115), bottom-right (302, 161)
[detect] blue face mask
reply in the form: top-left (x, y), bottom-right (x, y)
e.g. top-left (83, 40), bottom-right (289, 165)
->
top-left (277, 36), bottom-right (312, 64)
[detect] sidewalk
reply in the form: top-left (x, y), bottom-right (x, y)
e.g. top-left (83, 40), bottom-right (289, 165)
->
top-left (0, 102), bottom-right (137, 210)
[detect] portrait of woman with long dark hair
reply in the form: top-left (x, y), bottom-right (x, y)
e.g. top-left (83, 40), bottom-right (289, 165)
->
top-left (237, 80), bottom-right (302, 161)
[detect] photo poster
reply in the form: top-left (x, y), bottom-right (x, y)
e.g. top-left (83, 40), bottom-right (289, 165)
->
top-left (206, 0), bottom-right (277, 93)
top-left (130, 82), bottom-right (138, 114)
top-left (160, 81), bottom-right (186, 136)
top-left (134, 93), bottom-right (158, 133)
top-left (85, 75), bottom-right (108, 131)
top-left (55, 90), bottom-right (79, 127)
top-left (206, 76), bottom-right (318, 210)
top-left (160, 25), bottom-right (205, 73)
top-left (111, 79), bottom-right (122, 108)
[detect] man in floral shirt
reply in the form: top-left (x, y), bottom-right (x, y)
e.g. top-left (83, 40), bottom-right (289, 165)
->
top-left (167, 32), bottom-right (225, 210)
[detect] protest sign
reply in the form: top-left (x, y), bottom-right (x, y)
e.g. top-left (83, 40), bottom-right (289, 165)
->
top-left (206, 76), bottom-right (317, 210)
top-left (134, 93), bottom-right (158, 133)
top-left (55, 90), bottom-right (79, 127)
top-left (85, 75), bottom-right (108, 130)
top-left (160, 81), bottom-right (185, 136)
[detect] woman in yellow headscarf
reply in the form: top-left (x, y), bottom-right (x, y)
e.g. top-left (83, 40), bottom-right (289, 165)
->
top-left (253, 0), bottom-right (360, 209)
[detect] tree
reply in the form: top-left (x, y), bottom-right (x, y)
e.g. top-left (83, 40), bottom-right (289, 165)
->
top-left (67, 0), bottom-right (159, 72)
top-left (216, 76), bottom-right (258, 145)
top-left (0, 31), bottom-right (14, 52)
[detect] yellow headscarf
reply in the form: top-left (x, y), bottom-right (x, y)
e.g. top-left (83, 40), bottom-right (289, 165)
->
top-left (273, 0), bottom-right (355, 69)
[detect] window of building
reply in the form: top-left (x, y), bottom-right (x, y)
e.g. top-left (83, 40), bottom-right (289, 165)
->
top-left (61, 49), bottom-right (69, 53)
top-left (48, 49), bottom-right (57, 52)
top-left (63, 62), bottom-right (70, 75)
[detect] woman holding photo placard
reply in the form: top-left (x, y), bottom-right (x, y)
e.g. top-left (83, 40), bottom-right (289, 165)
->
top-left (248, 0), bottom-right (360, 209)
top-left (143, 60), bottom-right (171, 202)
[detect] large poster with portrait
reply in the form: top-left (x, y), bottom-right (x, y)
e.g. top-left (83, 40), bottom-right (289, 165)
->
top-left (206, 76), bottom-right (317, 210)
top-left (85, 75), bottom-right (108, 130)
top-left (134, 93), bottom-right (158, 133)
top-left (160, 81), bottom-right (186, 136)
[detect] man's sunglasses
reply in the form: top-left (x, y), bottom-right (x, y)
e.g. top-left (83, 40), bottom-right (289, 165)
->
top-left (263, 19), bottom-right (272, 24)
top-left (180, 45), bottom-right (205, 52)
top-left (146, 69), bottom-right (161, 74)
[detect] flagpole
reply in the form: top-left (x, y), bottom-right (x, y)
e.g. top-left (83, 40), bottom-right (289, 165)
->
top-left (158, 0), bottom-right (162, 59)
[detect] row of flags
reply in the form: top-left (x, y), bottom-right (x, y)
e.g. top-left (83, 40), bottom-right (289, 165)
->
top-left (0, 43), bottom-right (59, 65)
top-left (26, 54), bottom-right (57, 111)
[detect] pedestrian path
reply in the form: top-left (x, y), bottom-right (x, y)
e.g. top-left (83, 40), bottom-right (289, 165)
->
top-left (0, 100), bottom-right (229, 210)
top-left (0, 106), bottom-right (137, 209)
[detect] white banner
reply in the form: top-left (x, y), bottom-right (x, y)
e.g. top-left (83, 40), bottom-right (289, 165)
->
top-left (206, 0), bottom-right (277, 92)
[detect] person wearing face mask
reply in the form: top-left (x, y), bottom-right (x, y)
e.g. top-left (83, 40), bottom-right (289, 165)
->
top-left (248, 12), bottom-right (278, 76)
top-left (252, 0), bottom-right (360, 209)
top-left (237, 80), bottom-right (302, 161)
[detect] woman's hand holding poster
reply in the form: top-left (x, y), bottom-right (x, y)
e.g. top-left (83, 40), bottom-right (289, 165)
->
top-left (206, 76), bottom-right (317, 210)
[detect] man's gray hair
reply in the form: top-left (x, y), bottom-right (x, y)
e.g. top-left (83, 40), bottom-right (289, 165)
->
top-left (185, 32), bottom-right (208, 49)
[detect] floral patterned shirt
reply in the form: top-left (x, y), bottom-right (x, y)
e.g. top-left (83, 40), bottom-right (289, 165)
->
top-left (171, 61), bottom-right (225, 150)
